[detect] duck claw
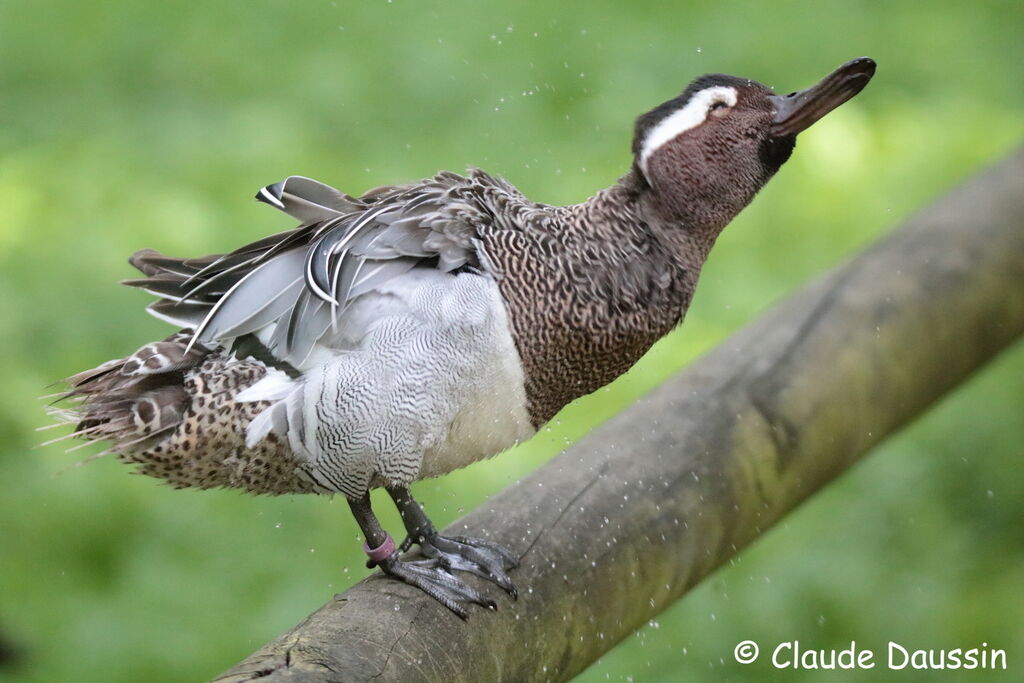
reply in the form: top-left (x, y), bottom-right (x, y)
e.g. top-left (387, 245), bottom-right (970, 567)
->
top-left (378, 554), bottom-right (497, 618)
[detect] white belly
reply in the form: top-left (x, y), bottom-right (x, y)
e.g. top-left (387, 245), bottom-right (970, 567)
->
top-left (417, 289), bottom-right (535, 479)
top-left (250, 269), bottom-right (535, 497)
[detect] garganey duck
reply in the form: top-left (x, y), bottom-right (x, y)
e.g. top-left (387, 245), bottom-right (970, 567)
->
top-left (54, 58), bottom-right (875, 616)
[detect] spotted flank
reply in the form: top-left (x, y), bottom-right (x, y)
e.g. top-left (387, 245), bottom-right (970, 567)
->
top-left (50, 332), bottom-right (312, 493)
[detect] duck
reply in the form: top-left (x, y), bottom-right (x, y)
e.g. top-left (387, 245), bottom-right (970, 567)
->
top-left (55, 57), bottom-right (875, 617)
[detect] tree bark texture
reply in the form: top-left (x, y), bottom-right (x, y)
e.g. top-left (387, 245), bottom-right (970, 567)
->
top-left (217, 148), bottom-right (1024, 682)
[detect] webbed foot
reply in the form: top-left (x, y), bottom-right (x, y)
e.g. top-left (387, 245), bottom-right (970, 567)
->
top-left (388, 486), bottom-right (520, 601)
top-left (377, 552), bottom-right (497, 619)
top-left (413, 533), bottom-right (519, 598)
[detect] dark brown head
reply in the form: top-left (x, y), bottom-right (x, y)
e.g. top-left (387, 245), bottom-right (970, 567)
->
top-left (632, 58), bottom-right (875, 232)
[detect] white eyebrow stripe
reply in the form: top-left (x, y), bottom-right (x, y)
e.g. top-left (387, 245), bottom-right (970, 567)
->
top-left (639, 86), bottom-right (738, 174)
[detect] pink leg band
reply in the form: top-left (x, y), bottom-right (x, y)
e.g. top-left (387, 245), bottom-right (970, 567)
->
top-left (363, 533), bottom-right (396, 564)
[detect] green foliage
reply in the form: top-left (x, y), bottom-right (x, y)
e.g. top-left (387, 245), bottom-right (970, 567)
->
top-left (1, 1), bottom-right (1021, 680)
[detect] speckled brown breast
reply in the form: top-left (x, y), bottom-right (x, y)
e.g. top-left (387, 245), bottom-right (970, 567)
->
top-left (475, 182), bottom-right (700, 427)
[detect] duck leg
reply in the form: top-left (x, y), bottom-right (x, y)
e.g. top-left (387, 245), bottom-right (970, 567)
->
top-left (346, 493), bottom-right (495, 618)
top-left (387, 486), bottom-right (519, 599)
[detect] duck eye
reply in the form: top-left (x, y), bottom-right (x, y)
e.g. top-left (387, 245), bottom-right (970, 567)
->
top-left (709, 100), bottom-right (730, 117)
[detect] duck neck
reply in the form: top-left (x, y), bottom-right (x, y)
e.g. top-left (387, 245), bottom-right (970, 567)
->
top-left (642, 199), bottom-right (728, 272)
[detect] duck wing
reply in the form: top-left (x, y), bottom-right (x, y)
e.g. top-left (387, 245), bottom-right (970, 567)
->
top-left (123, 174), bottom-right (490, 367)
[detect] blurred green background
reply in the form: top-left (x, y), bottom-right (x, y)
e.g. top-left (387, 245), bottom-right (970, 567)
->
top-left (2, 0), bottom-right (1022, 680)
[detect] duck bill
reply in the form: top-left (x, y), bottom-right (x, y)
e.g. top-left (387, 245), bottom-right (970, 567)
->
top-left (769, 57), bottom-right (876, 137)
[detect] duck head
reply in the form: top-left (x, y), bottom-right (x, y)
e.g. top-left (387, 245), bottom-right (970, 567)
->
top-left (633, 57), bottom-right (876, 233)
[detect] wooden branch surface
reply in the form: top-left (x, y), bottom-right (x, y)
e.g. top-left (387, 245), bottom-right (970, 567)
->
top-left (217, 149), bottom-right (1024, 682)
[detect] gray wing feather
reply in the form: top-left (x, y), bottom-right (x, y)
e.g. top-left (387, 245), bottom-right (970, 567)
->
top-left (129, 173), bottom-right (494, 367)
top-left (193, 248), bottom-right (307, 343)
top-left (268, 289), bottom-right (331, 366)
top-left (267, 290), bottom-right (309, 354)
top-left (256, 175), bottom-right (364, 223)
top-left (287, 298), bottom-right (332, 366)
top-left (348, 259), bottom-right (417, 299)
top-left (303, 217), bottom-right (352, 303)
top-left (304, 204), bottom-right (400, 303)
top-left (130, 249), bottom-right (202, 277)
top-left (359, 218), bottom-right (435, 258)
top-left (217, 277), bottom-right (304, 340)
top-left (147, 300), bottom-right (210, 328)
